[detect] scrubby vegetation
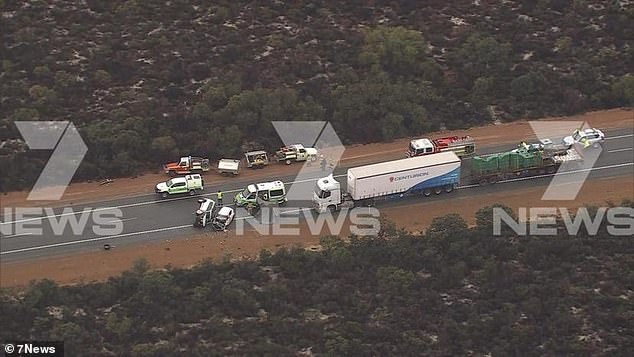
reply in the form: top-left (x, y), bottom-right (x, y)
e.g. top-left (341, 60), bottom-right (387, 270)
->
top-left (1, 0), bottom-right (633, 190)
top-left (2, 202), bottom-right (633, 356)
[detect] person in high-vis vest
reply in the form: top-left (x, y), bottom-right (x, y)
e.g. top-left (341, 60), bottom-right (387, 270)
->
top-left (217, 190), bottom-right (223, 205)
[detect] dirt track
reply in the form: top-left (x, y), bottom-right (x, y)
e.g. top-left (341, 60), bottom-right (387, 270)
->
top-left (1, 108), bottom-right (632, 288)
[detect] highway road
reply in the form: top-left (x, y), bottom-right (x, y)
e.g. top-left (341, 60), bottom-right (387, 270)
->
top-left (1, 128), bottom-right (633, 263)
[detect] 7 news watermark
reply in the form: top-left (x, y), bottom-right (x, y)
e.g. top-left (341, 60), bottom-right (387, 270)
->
top-left (492, 206), bottom-right (634, 236)
top-left (1, 208), bottom-right (124, 237)
top-left (235, 207), bottom-right (381, 236)
top-left (1, 121), bottom-right (125, 238)
top-left (488, 120), bottom-right (633, 237)
top-left (3, 341), bottom-right (63, 356)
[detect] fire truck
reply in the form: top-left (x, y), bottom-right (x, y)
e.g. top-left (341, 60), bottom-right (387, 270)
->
top-left (407, 136), bottom-right (476, 158)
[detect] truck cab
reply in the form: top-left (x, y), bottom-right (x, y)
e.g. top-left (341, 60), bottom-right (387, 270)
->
top-left (407, 139), bottom-right (435, 157)
top-left (407, 136), bottom-right (476, 158)
top-left (234, 180), bottom-right (287, 206)
top-left (313, 174), bottom-right (345, 213)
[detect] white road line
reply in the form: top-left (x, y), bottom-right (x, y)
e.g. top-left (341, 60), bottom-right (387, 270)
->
top-left (0, 224), bottom-right (192, 255)
top-left (3, 132), bottom-right (630, 217)
top-left (608, 148), bottom-right (633, 153)
top-left (2, 232), bottom-right (34, 239)
top-left (3, 161), bottom-right (632, 256)
top-left (606, 134), bottom-right (634, 140)
top-left (0, 174), bottom-right (347, 225)
top-left (107, 217), bottom-right (137, 223)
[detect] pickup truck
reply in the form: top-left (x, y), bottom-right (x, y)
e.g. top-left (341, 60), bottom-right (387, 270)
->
top-left (163, 156), bottom-right (210, 176)
top-left (275, 144), bottom-right (318, 165)
top-left (155, 174), bottom-right (204, 198)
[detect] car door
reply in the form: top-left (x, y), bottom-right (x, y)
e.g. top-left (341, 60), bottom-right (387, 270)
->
top-left (171, 181), bottom-right (187, 194)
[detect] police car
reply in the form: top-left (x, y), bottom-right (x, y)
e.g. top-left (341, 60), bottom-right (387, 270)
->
top-left (563, 128), bottom-right (605, 149)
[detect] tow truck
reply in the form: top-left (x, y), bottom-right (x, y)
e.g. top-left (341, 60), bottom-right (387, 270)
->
top-left (163, 156), bottom-right (210, 176)
top-left (275, 144), bottom-right (318, 165)
top-left (407, 136), bottom-right (476, 158)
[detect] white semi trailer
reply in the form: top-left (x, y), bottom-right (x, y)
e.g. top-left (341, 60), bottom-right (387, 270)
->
top-left (313, 151), bottom-right (461, 213)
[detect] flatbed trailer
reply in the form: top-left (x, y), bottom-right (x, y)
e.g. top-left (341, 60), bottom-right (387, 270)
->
top-left (468, 145), bottom-right (583, 185)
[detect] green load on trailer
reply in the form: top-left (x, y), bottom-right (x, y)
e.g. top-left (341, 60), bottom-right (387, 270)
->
top-left (469, 142), bottom-right (584, 185)
top-left (471, 148), bottom-right (543, 176)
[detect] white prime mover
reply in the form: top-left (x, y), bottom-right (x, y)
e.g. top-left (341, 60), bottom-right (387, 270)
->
top-left (313, 152), bottom-right (461, 213)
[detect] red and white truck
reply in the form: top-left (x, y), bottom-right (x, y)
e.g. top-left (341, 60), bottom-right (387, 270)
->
top-left (407, 136), bottom-right (476, 158)
top-left (163, 156), bottom-right (210, 176)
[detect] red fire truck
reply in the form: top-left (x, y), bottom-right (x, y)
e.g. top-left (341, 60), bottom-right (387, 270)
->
top-left (407, 136), bottom-right (476, 158)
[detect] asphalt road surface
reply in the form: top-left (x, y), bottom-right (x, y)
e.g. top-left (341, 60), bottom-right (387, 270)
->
top-left (1, 128), bottom-right (633, 262)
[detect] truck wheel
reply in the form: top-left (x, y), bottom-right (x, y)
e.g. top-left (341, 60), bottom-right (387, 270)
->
top-left (444, 184), bottom-right (453, 193)
top-left (161, 192), bottom-right (168, 199)
top-left (423, 189), bottom-right (432, 197)
top-left (327, 205), bottom-right (336, 212)
top-left (285, 159), bottom-right (291, 165)
top-left (189, 190), bottom-right (195, 196)
top-left (488, 176), bottom-right (499, 184)
top-left (478, 178), bottom-right (488, 186)
top-left (168, 170), bottom-right (176, 177)
top-left (434, 187), bottom-right (442, 195)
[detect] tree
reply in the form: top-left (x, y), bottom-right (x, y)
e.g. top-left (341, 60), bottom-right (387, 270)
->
top-left (511, 71), bottom-right (548, 101)
top-left (470, 76), bottom-right (497, 107)
top-left (611, 74), bottom-right (634, 106)
top-left (425, 213), bottom-right (469, 240)
top-left (455, 34), bottom-right (512, 81)
top-left (332, 72), bottom-right (431, 143)
top-left (54, 70), bottom-right (76, 90)
top-left (12, 108), bottom-right (40, 122)
top-left (475, 204), bottom-right (517, 235)
top-left (376, 266), bottom-right (416, 295)
top-left (93, 69), bottom-right (112, 87)
top-left (359, 26), bottom-right (430, 77)
top-left (150, 136), bottom-right (178, 161)
top-left (28, 85), bottom-right (58, 107)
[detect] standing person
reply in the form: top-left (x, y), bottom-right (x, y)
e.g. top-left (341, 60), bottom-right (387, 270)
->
top-left (320, 157), bottom-right (327, 171)
top-left (217, 190), bottom-right (223, 206)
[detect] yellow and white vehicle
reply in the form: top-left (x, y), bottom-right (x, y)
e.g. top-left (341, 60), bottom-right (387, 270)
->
top-left (155, 174), bottom-right (204, 198)
top-left (234, 180), bottom-right (287, 206)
